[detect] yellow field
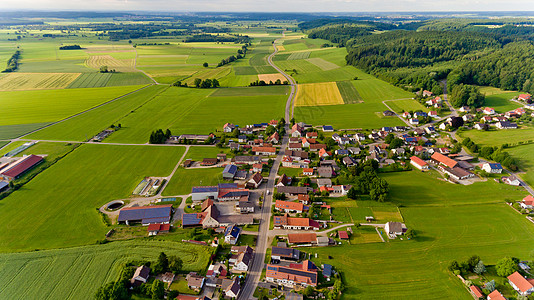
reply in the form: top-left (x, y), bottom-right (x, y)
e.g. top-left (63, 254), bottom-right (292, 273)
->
top-left (295, 82), bottom-right (344, 107)
top-left (0, 73), bottom-right (80, 91)
top-left (277, 45), bottom-right (285, 51)
top-left (86, 55), bottom-right (135, 72)
top-left (258, 73), bottom-right (287, 83)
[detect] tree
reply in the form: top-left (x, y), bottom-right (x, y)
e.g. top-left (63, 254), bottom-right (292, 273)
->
top-left (405, 228), bottom-right (415, 239)
top-left (153, 252), bottom-right (169, 274)
top-left (467, 255), bottom-right (481, 270)
top-left (212, 78), bottom-right (220, 88)
top-left (194, 78), bottom-right (202, 88)
top-left (99, 65), bottom-right (108, 73)
top-left (167, 290), bottom-right (179, 299)
top-left (347, 187), bottom-right (359, 199)
top-left (496, 256), bottom-right (519, 277)
top-left (168, 255), bottom-right (183, 274)
top-left (385, 133), bottom-right (395, 144)
top-left (151, 280), bottom-right (165, 299)
top-left (203, 62), bottom-right (208, 67)
top-left (484, 280), bottom-right (495, 292)
top-left (303, 286), bottom-right (314, 297)
top-left (474, 260), bottom-right (486, 275)
top-left (448, 260), bottom-right (460, 272)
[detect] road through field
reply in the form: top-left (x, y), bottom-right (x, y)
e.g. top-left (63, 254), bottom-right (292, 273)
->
top-left (267, 37), bottom-right (297, 121)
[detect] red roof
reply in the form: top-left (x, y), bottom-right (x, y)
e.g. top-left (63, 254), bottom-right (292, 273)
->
top-left (469, 285), bottom-right (483, 298)
top-left (338, 231), bottom-right (349, 239)
top-left (487, 289), bottom-right (506, 300)
top-left (275, 200), bottom-right (304, 211)
top-left (252, 146), bottom-right (276, 153)
top-left (523, 195), bottom-right (534, 205)
top-left (147, 223), bottom-right (170, 232)
top-left (508, 271), bottom-right (534, 293)
top-left (431, 152), bottom-right (458, 169)
top-left (287, 233), bottom-right (317, 243)
top-left (1, 155), bottom-right (43, 178)
top-left (410, 156), bottom-right (428, 167)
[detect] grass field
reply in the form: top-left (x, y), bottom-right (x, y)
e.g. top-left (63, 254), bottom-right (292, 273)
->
top-left (508, 144), bottom-right (534, 187)
top-left (386, 99), bottom-right (429, 113)
top-left (295, 82), bottom-right (344, 107)
top-left (336, 81), bottom-right (362, 104)
top-left (234, 66), bottom-right (259, 75)
top-left (67, 72), bottom-right (151, 88)
top-left (163, 167), bottom-right (224, 196)
top-left (0, 122), bottom-right (51, 139)
top-left (0, 144), bottom-right (185, 253)
top-left (484, 92), bottom-right (522, 113)
top-left (306, 57), bottom-right (339, 71)
top-left (0, 85), bottom-right (143, 126)
top-left (0, 240), bottom-right (212, 299)
top-left (27, 85), bottom-right (167, 141)
top-left (0, 73), bottom-right (80, 91)
top-left (287, 51), bottom-right (310, 60)
top-left (183, 146), bottom-right (229, 162)
top-left (479, 86), bottom-right (517, 96)
top-left (458, 127), bottom-right (534, 147)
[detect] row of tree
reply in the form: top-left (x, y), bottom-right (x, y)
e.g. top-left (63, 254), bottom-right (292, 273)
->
top-left (149, 129), bottom-right (171, 144)
top-left (59, 44), bottom-right (82, 50)
top-left (249, 79), bottom-right (288, 86)
top-left (3, 50), bottom-right (21, 73)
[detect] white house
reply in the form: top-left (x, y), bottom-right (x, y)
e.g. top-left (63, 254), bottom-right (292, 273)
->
top-left (225, 278), bottom-right (241, 298)
top-left (410, 156), bottom-right (429, 170)
top-left (508, 271), bottom-right (534, 296)
top-left (521, 195), bottom-right (534, 209)
top-left (385, 222), bottom-right (406, 239)
top-left (482, 163), bottom-right (503, 173)
top-left (233, 248), bottom-right (253, 272)
top-left (224, 224), bottom-right (241, 245)
top-left (130, 265), bottom-right (151, 287)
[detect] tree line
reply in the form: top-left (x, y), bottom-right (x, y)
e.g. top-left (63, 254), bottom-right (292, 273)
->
top-left (149, 129), bottom-right (171, 144)
top-left (59, 45), bottom-right (82, 50)
top-left (3, 50), bottom-right (21, 73)
top-left (217, 44), bottom-right (249, 67)
top-left (461, 137), bottom-right (518, 171)
top-left (249, 79), bottom-right (288, 86)
top-left (185, 33), bottom-right (250, 43)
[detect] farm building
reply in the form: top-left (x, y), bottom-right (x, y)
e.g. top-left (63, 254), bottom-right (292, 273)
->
top-left (287, 233), bottom-right (317, 245)
top-left (131, 265), bottom-right (151, 287)
top-left (275, 200), bottom-right (306, 214)
top-left (273, 214), bottom-right (321, 230)
top-left (201, 158), bottom-right (218, 166)
top-left (278, 186), bottom-right (311, 195)
top-left (0, 155), bottom-right (43, 181)
top-left (410, 156), bottom-right (428, 170)
top-left (0, 181), bottom-right (8, 193)
top-left (385, 222), bottom-right (407, 239)
top-left (271, 247), bottom-right (300, 261)
top-left (338, 231), bottom-right (349, 240)
top-left (266, 260), bottom-right (318, 287)
top-left (223, 164), bottom-right (238, 179)
top-left (118, 204), bottom-right (173, 225)
top-left (192, 186), bottom-right (218, 201)
top-left (147, 223), bottom-right (170, 236)
top-left (233, 156), bottom-right (261, 165)
top-left (443, 166), bottom-right (475, 180)
top-left (431, 152), bottom-right (458, 169)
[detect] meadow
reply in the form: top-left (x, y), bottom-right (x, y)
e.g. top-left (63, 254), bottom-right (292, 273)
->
top-left (385, 99), bottom-right (430, 113)
top-left (0, 85), bottom-right (144, 126)
top-left (0, 240), bottom-right (212, 299)
top-left (483, 92), bottom-right (522, 113)
top-left (0, 123), bottom-right (51, 140)
top-left (295, 82), bottom-right (344, 107)
top-left (67, 72), bottom-right (151, 88)
top-left (336, 81), bottom-right (362, 104)
top-left (27, 85), bottom-right (167, 141)
top-left (458, 126), bottom-right (534, 147)
top-left (182, 146), bottom-right (230, 162)
top-left (508, 144), bottom-right (534, 187)
top-left (163, 167), bottom-right (224, 196)
top-left (0, 144), bottom-right (185, 252)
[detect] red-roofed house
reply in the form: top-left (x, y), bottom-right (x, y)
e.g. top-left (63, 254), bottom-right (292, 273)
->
top-left (302, 168), bottom-right (314, 176)
top-left (275, 200), bottom-right (306, 213)
top-left (469, 285), bottom-right (483, 299)
top-left (252, 146), bottom-right (276, 155)
top-left (318, 148), bottom-right (329, 158)
top-left (487, 290), bottom-right (507, 300)
top-left (519, 94), bottom-right (532, 101)
top-left (508, 271), bottom-right (534, 296)
top-left (147, 223), bottom-right (170, 236)
top-left (521, 195), bottom-right (534, 209)
top-left (287, 233), bottom-right (317, 244)
top-left (410, 156), bottom-right (428, 171)
top-left (431, 152), bottom-right (458, 169)
top-left (338, 231), bottom-right (349, 240)
top-left (484, 107), bottom-right (496, 115)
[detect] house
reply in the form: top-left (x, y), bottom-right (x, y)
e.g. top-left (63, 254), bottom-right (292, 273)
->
top-left (271, 247), bottom-right (300, 261)
top-left (288, 143), bottom-right (302, 150)
top-left (402, 112), bottom-right (411, 118)
top-left (410, 156), bottom-right (428, 170)
top-left (229, 142), bottom-right (240, 151)
top-left (247, 172), bottom-right (263, 189)
top-left (217, 153), bottom-right (227, 162)
top-left (487, 289), bottom-right (506, 300)
top-left (422, 90), bottom-right (433, 97)
top-left (273, 214), bottom-right (321, 230)
top-left (252, 146), bottom-right (276, 155)
top-left (335, 149), bottom-right (349, 156)
top-left (414, 111), bottom-right (428, 118)
top-left (233, 155), bottom-right (261, 165)
top-left (236, 197), bottom-right (254, 214)
top-left (483, 107), bottom-right (496, 115)
top-left (317, 166), bottom-right (333, 178)
top-left (496, 121), bottom-right (518, 129)
top-left (309, 144), bottom-right (326, 152)
top-left (318, 148), bottom-right (330, 158)
top-left (218, 188), bottom-right (250, 201)
top-left (0, 155), bottom-right (43, 181)
top-left (409, 118), bottom-right (419, 125)
top-left (277, 186), bottom-right (311, 195)
top-left (322, 125), bottom-right (334, 132)
top-left (431, 152), bottom-right (458, 169)
top-left (224, 224), bottom-right (241, 245)
top-left (521, 195), bottom-right (534, 209)
top-left (474, 123), bottom-right (488, 130)
top-left (463, 114), bottom-right (475, 122)
top-left (383, 110), bottom-right (395, 117)
top-left (503, 175), bottom-right (521, 186)
top-left (276, 174), bottom-right (291, 187)
top-left (385, 222), bottom-right (407, 238)
top-left (469, 285), bottom-right (484, 299)
top-left (443, 166), bottom-right (475, 180)
top-left (298, 194), bottom-right (310, 204)
top-left (338, 231), bottom-right (349, 240)
top-left (238, 135), bottom-right (247, 143)
top-left (482, 163), bottom-right (503, 173)
top-left (251, 163), bottom-right (263, 173)
top-left (147, 223), bottom-right (170, 236)
top-left (266, 260), bottom-right (318, 287)
top-left (302, 168), bottom-right (314, 176)
top-left (192, 186), bottom-right (218, 201)
top-left (268, 132), bottom-right (280, 144)
top-left (481, 116), bottom-right (493, 123)
top-left (222, 164), bottom-right (238, 180)
top-left (275, 200), bottom-right (306, 213)
top-left (508, 271), bottom-right (534, 296)
top-left (186, 272), bottom-right (205, 291)
top-left (425, 126), bottom-right (435, 134)
top-left (343, 156), bottom-right (357, 167)
top-left (493, 116), bottom-right (507, 122)
top-left (459, 106), bottom-right (470, 112)
top-left (118, 205), bottom-right (173, 226)
top-left (223, 123), bottom-right (236, 132)
top-left (131, 265), bottom-right (151, 287)
top-left (291, 124), bottom-right (303, 137)
top-left (232, 247), bottom-right (253, 272)
top-left (519, 94), bottom-right (532, 101)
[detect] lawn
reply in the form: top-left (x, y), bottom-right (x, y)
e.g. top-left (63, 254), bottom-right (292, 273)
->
top-left (385, 99), bottom-right (429, 113)
top-left (0, 85), bottom-right (144, 126)
top-left (163, 167), bottom-right (224, 196)
top-left (484, 92), bottom-right (522, 113)
top-left (27, 85), bottom-right (167, 141)
top-left (277, 167), bottom-right (304, 177)
top-left (458, 126), bottom-right (534, 147)
top-left (0, 240), bottom-right (212, 299)
top-left (0, 144), bottom-right (185, 252)
top-left (508, 143), bottom-right (534, 187)
top-left (294, 82), bottom-right (344, 107)
top-left (184, 146), bottom-right (229, 162)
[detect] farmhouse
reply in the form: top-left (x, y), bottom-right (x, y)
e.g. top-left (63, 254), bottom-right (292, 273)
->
top-left (483, 107), bottom-right (496, 115)
top-left (385, 222), bottom-right (407, 239)
top-left (519, 94), bottom-right (532, 101)
top-left (247, 172), bottom-right (263, 189)
top-left (233, 155), bottom-right (261, 165)
top-left (271, 247), bottom-right (300, 261)
top-left (236, 197), bottom-right (254, 214)
top-left (316, 178), bottom-right (332, 188)
top-left (410, 156), bottom-right (428, 170)
top-left (287, 233), bottom-right (317, 245)
top-left (252, 146), bottom-right (276, 155)
top-left (508, 271), bottom-right (534, 296)
top-left (186, 272), bottom-right (205, 291)
top-left (276, 174), bottom-right (291, 187)
top-left (118, 204), bottom-right (172, 225)
top-left (218, 188), bottom-right (250, 201)
top-left (291, 124), bottom-right (304, 137)
top-left (443, 166), bottom-right (475, 180)
top-left (309, 144), bottom-right (326, 152)
top-left (222, 164), bottom-right (238, 179)
top-left (284, 150), bottom-right (309, 160)
top-left (201, 158), bottom-right (218, 166)
top-left (0, 155), bottom-right (44, 181)
top-left (502, 175), bottom-right (521, 186)
top-left (482, 163), bottom-right (503, 173)
top-left (317, 166), bottom-right (333, 178)
top-left (266, 260), bottom-right (318, 287)
top-left (131, 265), bottom-right (151, 287)
top-left (275, 200), bottom-right (306, 213)
top-left (521, 195), bottom-right (534, 209)
top-left (273, 214), bottom-right (321, 230)
top-left (182, 201), bottom-right (253, 228)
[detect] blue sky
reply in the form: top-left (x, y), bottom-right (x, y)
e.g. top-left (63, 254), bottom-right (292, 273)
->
top-left (1, 0), bottom-right (534, 12)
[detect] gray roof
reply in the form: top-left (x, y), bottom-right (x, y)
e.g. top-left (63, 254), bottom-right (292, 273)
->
top-left (272, 247), bottom-right (300, 259)
top-left (223, 164), bottom-right (238, 175)
top-left (118, 205), bottom-right (172, 223)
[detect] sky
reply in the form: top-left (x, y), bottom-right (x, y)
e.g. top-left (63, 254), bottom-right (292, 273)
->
top-left (1, 0), bottom-right (534, 13)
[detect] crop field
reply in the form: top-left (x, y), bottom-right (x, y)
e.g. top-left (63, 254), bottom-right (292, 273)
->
top-left (183, 67), bottom-right (232, 86)
top-left (295, 82), bottom-right (344, 107)
top-left (276, 45), bottom-right (285, 51)
top-left (27, 85), bottom-right (167, 141)
top-left (385, 99), bottom-right (429, 113)
top-left (458, 127), bottom-right (534, 147)
top-left (287, 51), bottom-right (311, 60)
top-left (0, 240), bottom-right (212, 299)
top-left (484, 92), bottom-right (522, 113)
top-left (0, 144), bottom-right (185, 253)
top-left (67, 72), bottom-right (151, 88)
top-left (336, 80), bottom-right (362, 104)
top-left (18, 59), bottom-right (94, 73)
top-left (0, 85), bottom-right (143, 126)
top-left (0, 123), bottom-right (51, 139)
top-left (136, 55), bottom-right (189, 66)
top-left (305, 57), bottom-right (340, 71)
top-left (163, 167), bottom-right (224, 196)
top-left (210, 85), bottom-right (288, 97)
top-left (0, 73), bottom-right (80, 91)
top-left (86, 55), bottom-right (135, 72)
top-left (105, 86), bottom-right (287, 142)
top-left (257, 73), bottom-right (287, 83)
top-left (234, 66), bottom-right (259, 75)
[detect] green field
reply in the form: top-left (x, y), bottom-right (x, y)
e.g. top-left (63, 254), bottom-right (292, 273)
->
top-left (287, 51), bottom-right (311, 60)
top-left (336, 81), bottom-right (362, 104)
top-left (67, 72), bottom-right (151, 88)
top-left (0, 144), bottom-right (185, 252)
top-left (0, 240), bottom-right (212, 299)
top-left (458, 126), bottom-right (534, 147)
top-left (183, 146), bottom-right (229, 162)
top-left (27, 85), bottom-right (167, 141)
top-left (0, 122), bottom-right (51, 139)
top-left (386, 99), bottom-right (429, 113)
top-left (484, 92), bottom-right (522, 113)
top-left (163, 167), bottom-right (224, 196)
top-left (508, 144), bottom-right (534, 187)
top-left (0, 85), bottom-right (144, 126)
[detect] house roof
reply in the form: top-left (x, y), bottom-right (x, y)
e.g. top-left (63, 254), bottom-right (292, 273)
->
top-left (276, 200), bottom-right (304, 211)
top-left (316, 178), bottom-right (332, 187)
top-left (431, 152), bottom-right (458, 168)
top-left (147, 223), bottom-right (170, 232)
top-left (272, 246), bottom-right (300, 259)
top-left (487, 289), bottom-right (506, 300)
top-left (287, 233), bottom-right (317, 244)
top-left (182, 213), bottom-right (205, 226)
top-left (338, 231), bottom-right (349, 239)
top-left (118, 205), bottom-right (172, 223)
top-left (322, 125), bottom-right (334, 131)
top-left (508, 271), bottom-right (534, 293)
top-left (1, 155), bottom-right (43, 178)
top-left (323, 264), bottom-right (333, 277)
top-left (469, 285), bottom-right (483, 298)
top-left (218, 183), bottom-right (238, 189)
top-left (224, 224), bottom-right (241, 239)
top-left (485, 163), bottom-right (502, 169)
top-left (249, 172), bottom-right (263, 184)
top-left (252, 146), bottom-right (276, 153)
top-left (223, 164), bottom-right (238, 175)
top-left (386, 222), bottom-right (404, 233)
top-left (277, 186), bottom-right (310, 194)
top-left (192, 186), bottom-right (218, 193)
top-left (310, 143), bottom-right (326, 150)
top-left (218, 189), bottom-right (249, 199)
top-left (410, 156), bottom-right (427, 167)
top-left (303, 168), bottom-right (313, 174)
top-left (523, 195), bottom-right (534, 205)
top-left (132, 265), bottom-right (151, 281)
